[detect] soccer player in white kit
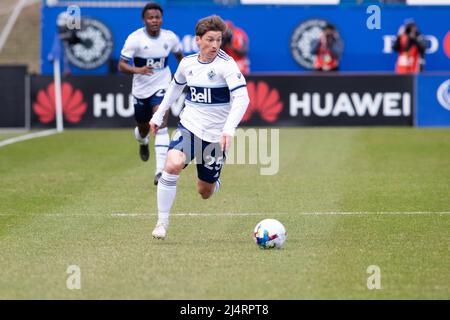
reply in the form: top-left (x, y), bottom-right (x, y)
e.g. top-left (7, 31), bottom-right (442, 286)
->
top-left (118, 2), bottom-right (183, 185)
top-left (149, 15), bottom-right (250, 239)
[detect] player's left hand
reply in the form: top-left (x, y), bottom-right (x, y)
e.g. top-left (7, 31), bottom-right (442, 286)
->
top-left (220, 133), bottom-right (232, 152)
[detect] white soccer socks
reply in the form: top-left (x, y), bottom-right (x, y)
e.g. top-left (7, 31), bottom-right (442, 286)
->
top-left (156, 171), bottom-right (179, 228)
top-left (154, 127), bottom-right (170, 175)
top-left (134, 126), bottom-right (149, 145)
top-left (214, 179), bottom-right (221, 194)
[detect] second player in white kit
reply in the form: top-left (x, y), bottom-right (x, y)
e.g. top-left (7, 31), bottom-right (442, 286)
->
top-left (119, 2), bottom-right (183, 185)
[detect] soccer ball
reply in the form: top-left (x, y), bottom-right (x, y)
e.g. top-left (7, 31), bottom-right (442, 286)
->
top-left (253, 219), bottom-right (287, 249)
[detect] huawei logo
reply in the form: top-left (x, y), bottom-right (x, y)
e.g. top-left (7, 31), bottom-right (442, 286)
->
top-left (242, 81), bottom-right (283, 123)
top-left (444, 31), bottom-right (450, 59)
top-left (33, 82), bottom-right (87, 123)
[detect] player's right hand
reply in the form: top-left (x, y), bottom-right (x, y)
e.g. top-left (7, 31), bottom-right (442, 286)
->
top-left (149, 120), bottom-right (159, 136)
top-left (135, 66), bottom-right (153, 75)
top-left (220, 133), bottom-right (232, 152)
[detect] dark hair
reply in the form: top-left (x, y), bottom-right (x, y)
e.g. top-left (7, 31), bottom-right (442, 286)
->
top-left (195, 15), bottom-right (227, 37)
top-left (324, 23), bottom-right (335, 31)
top-left (141, 2), bottom-right (163, 19)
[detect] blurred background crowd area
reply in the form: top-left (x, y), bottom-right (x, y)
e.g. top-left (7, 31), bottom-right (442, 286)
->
top-left (0, 0), bottom-right (448, 74)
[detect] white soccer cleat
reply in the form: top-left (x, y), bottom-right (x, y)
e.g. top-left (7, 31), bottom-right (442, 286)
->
top-left (152, 222), bottom-right (167, 240)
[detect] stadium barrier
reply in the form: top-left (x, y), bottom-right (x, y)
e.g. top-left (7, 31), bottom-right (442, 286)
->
top-left (0, 65), bottom-right (28, 128)
top-left (416, 74), bottom-right (450, 127)
top-left (2, 72), bottom-right (449, 128)
top-left (244, 74), bottom-right (413, 127)
top-left (29, 73), bottom-right (416, 128)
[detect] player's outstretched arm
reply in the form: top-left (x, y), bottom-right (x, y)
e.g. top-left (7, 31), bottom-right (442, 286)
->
top-left (149, 121), bottom-right (159, 136)
top-left (221, 86), bottom-right (250, 151)
top-left (220, 133), bottom-right (232, 153)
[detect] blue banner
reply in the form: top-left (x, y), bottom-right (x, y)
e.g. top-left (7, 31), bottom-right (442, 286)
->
top-left (41, 4), bottom-right (450, 74)
top-left (416, 74), bottom-right (450, 127)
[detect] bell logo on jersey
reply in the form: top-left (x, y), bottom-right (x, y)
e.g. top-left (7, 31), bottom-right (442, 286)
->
top-left (190, 87), bottom-right (212, 103)
top-left (146, 57), bottom-right (166, 70)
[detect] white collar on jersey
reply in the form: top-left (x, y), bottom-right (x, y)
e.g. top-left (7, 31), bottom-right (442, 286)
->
top-left (197, 54), bottom-right (218, 64)
top-left (144, 27), bottom-right (161, 39)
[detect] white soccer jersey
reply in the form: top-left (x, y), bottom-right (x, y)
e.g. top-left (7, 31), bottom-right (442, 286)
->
top-left (173, 50), bottom-right (247, 142)
top-left (120, 28), bottom-right (182, 99)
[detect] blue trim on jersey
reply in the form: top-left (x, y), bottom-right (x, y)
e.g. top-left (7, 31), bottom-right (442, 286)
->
top-left (133, 57), bottom-right (168, 69)
top-left (120, 54), bottom-right (132, 61)
top-left (185, 101), bottom-right (230, 108)
top-left (186, 86), bottom-right (230, 104)
top-left (174, 77), bottom-right (187, 85)
top-left (217, 51), bottom-right (230, 61)
top-left (219, 49), bottom-right (229, 57)
top-left (197, 57), bottom-right (214, 64)
top-left (217, 55), bottom-right (229, 61)
top-left (230, 84), bottom-right (247, 92)
top-left (196, 51), bottom-right (230, 64)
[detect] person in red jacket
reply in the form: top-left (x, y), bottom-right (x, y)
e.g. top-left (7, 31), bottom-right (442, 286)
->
top-left (393, 19), bottom-right (426, 74)
top-left (221, 20), bottom-right (250, 75)
top-left (310, 23), bottom-right (343, 72)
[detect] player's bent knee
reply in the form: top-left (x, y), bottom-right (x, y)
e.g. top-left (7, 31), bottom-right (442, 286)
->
top-left (164, 161), bottom-right (183, 175)
top-left (197, 182), bottom-right (214, 199)
top-left (164, 152), bottom-right (185, 175)
top-left (198, 189), bottom-right (212, 199)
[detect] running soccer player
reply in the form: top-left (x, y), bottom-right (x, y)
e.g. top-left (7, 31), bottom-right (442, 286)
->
top-left (119, 2), bottom-right (183, 185)
top-left (149, 15), bottom-right (250, 239)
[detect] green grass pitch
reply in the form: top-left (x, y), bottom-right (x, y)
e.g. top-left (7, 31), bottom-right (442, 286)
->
top-left (0, 128), bottom-right (449, 299)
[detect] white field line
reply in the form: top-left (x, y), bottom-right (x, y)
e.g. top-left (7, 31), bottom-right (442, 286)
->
top-left (111, 211), bottom-right (450, 217)
top-left (0, 0), bottom-right (39, 15)
top-left (0, 212), bottom-right (449, 217)
top-left (0, 129), bottom-right (58, 148)
top-left (0, 0), bottom-right (27, 52)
